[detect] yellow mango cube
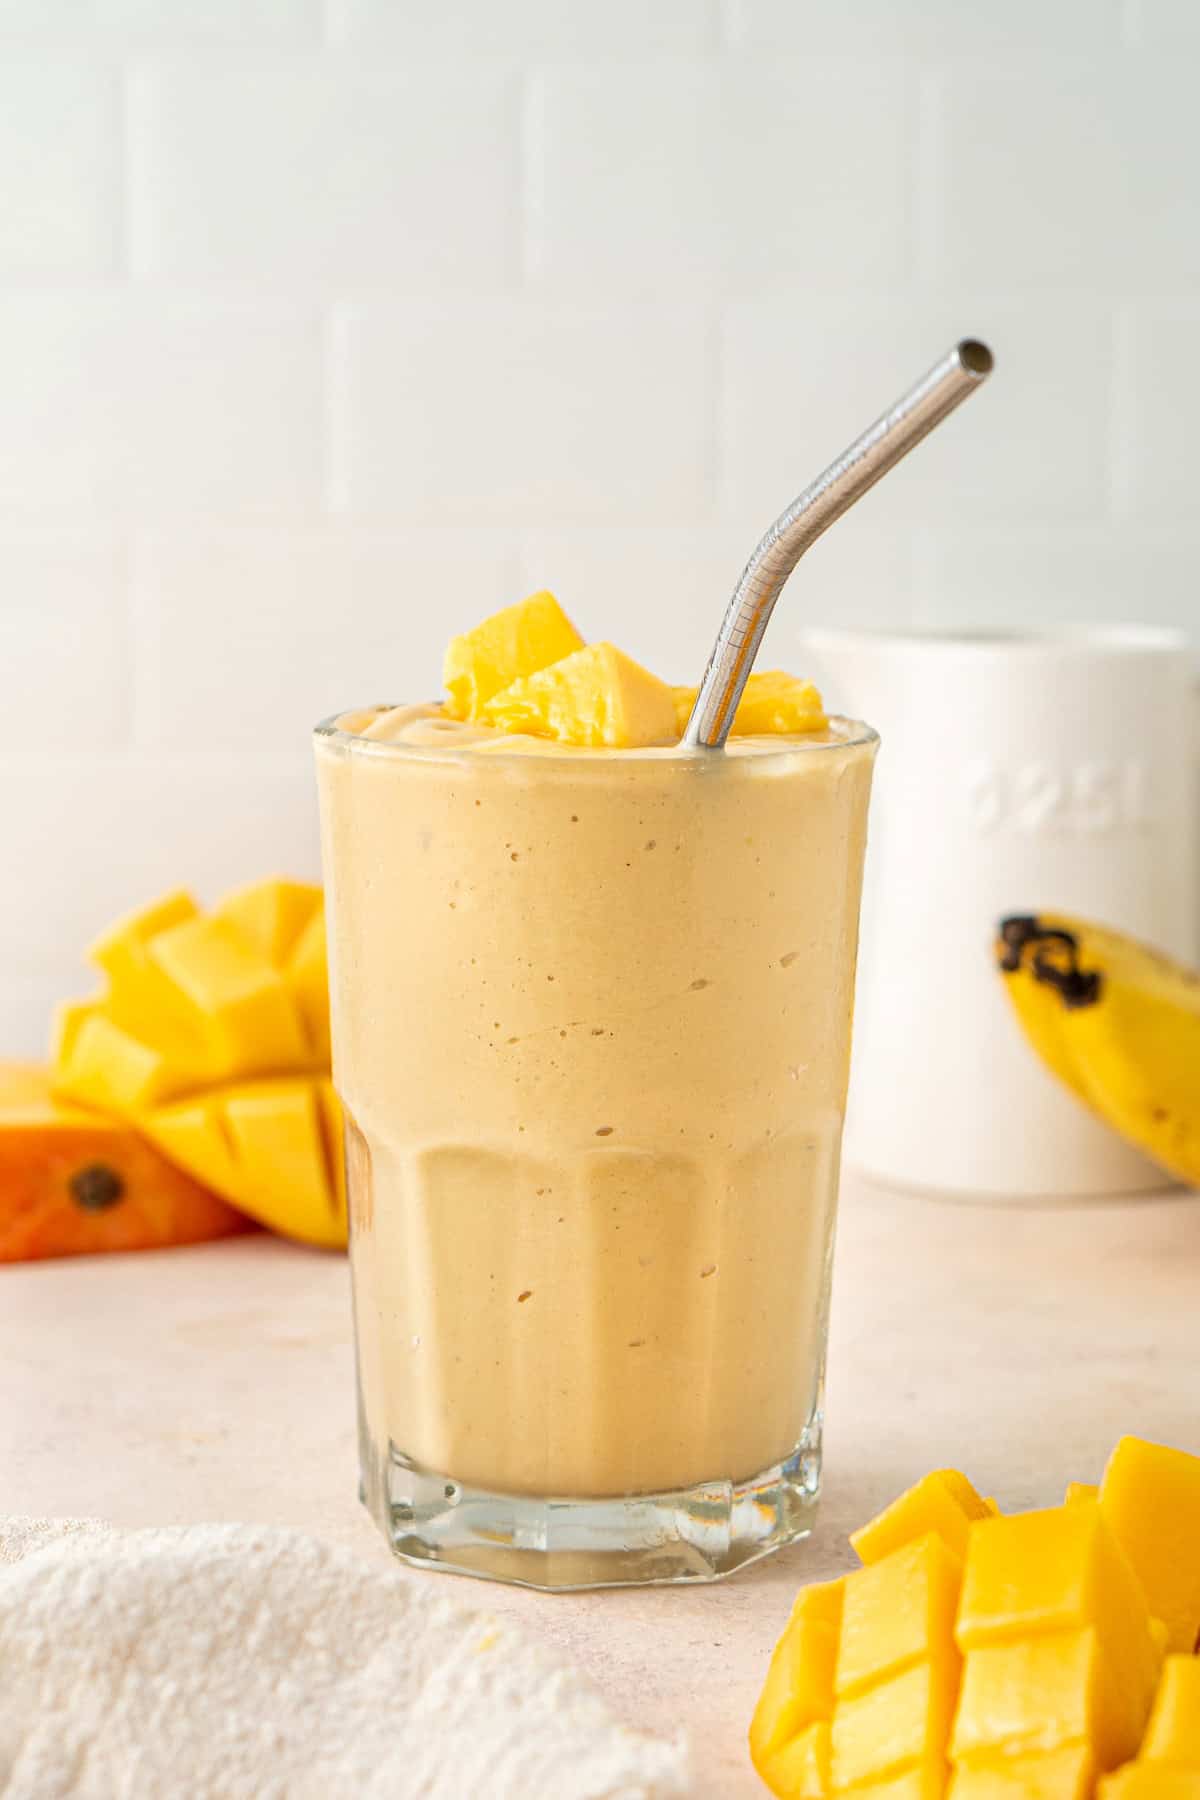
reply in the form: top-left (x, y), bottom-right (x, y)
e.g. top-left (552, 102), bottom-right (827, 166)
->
top-left (1066, 1483), bottom-right (1099, 1506)
top-left (831, 1656), bottom-right (961, 1791)
top-left (144, 1094), bottom-right (240, 1197)
top-left (216, 878), bottom-right (321, 969)
top-left (851, 1471), bottom-right (990, 1567)
top-left (1100, 1436), bottom-right (1200, 1654)
top-left (443, 590), bottom-right (584, 722)
top-left (981, 1499), bottom-right (1001, 1517)
top-left (50, 997), bottom-right (101, 1069)
top-left (758, 1720), bottom-right (831, 1799)
top-left (950, 1747), bottom-right (1094, 1800)
top-left (950, 1628), bottom-right (1138, 1772)
top-left (838, 1533), bottom-right (962, 1701)
top-left (1141, 1656), bottom-right (1200, 1765)
top-left (485, 642), bottom-right (678, 749)
top-left (751, 1580), bottom-right (844, 1774)
top-left (150, 915), bottom-right (310, 1079)
top-left (56, 1012), bottom-right (187, 1114)
top-left (1099, 1772), bottom-right (1200, 1800)
top-left (671, 670), bottom-right (827, 738)
top-left (89, 889), bottom-right (199, 974)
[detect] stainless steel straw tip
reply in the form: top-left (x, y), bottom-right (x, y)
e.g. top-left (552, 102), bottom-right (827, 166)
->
top-left (957, 338), bottom-right (994, 377)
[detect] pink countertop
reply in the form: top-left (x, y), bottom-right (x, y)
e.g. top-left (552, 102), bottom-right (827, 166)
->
top-left (6, 1176), bottom-right (1199, 1797)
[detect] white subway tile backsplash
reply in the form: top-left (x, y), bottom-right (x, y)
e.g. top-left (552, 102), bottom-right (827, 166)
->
top-left (133, 530), bottom-right (520, 750)
top-left (0, 298), bottom-right (322, 518)
top-left (0, 750), bottom-right (318, 972)
top-left (730, 0), bottom-right (1124, 51)
top-left (0, 536), bottom-right (129, 748)
top-left (336, 303), bottom-right (715, 524)
top-left (130, 63), bottom-right (519, 286)
top-left (532, 60), bottom-right (913, 293)
top-left (720, 298), bottom-right (1113, 528)
top-left (931, 58), bottom-right (1200, 290)
top-left (0, 63), bottom-right (118, 276)
top-left (1131, 0), bottom-right (1200, 43)
top-left (334, 0), bottom-right (719, 54)
top-left (0, 0), bottom-right (319, 45)
top-left (1118, 307), bottom-right (1200, 521)
top-left (918, 525), bottom-right (1200, 643)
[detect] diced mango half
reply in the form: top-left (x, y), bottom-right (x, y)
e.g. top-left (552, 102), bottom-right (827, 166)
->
top-left (949, 1747), bottom-right (1095, 1800)
top-left (146, 1077), bottom-right (345, 1250)
top-left (981, 1499), bottom-right (1001, 1518)
top-left (1066, 1483), bottom-right (1100, 1507)
top-left (852, 1470), bottom-right (991, 1567)
top-left (54, 881), bottom-right (340, 1248)
top-left (1100, 1436), bottom-right (1200, 1654)
top-left (484, 641), bottom-right (678, 749)
top-left (1141, 1656), bottom-right (1200, 1766)
top-left (750, 1579), bottom-right (843, 1778)
top-left (851, 1764), bottom-right (949, 1800)
top-left (831, 1656), bottom-right (961, 1792)
top-left (216, 879), bottom-right (321, 969)
top-left (838, 1534), bottom-right (963, 1701)
top-left (671, 670), bottom-right (827, 738)
top-left (950, 1628), bottom-right (1139, 1772)
top-left (443, 590), bottom-right (584, 722)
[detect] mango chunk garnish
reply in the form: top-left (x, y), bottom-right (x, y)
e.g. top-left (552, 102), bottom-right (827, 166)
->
top-left (949, 1747), bottom-right (1095, 1800)
top-left (53, 881), bottom-right (342, 1249)
top-left (485, 641), bottom-right (678, 749)
top-left (443, 590), bottom-right (583, 722)
top-left (838, 1534), bottom-right (963, 1702)
top-left (1100, 1436), bottom-right (1200, 1655)
top-left (1141, 1656), bottom-right (1200, 1765)
top-left (671, 670), bottom-right (827, 738)
top-left (852, 1469), bottom-right (991, 1567)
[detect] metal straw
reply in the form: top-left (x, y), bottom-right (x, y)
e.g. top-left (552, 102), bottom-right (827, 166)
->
top-left (682, 338), bottom-right (994, 750)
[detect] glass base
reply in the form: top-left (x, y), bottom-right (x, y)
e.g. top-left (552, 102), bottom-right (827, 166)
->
top-left (359, 1427), bottom-right (823, 1591)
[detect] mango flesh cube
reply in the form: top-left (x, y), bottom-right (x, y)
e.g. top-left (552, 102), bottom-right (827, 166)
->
top-left (50, 997), bottom-right (101, 1069)
top-left (1100, 1436), bottom-right (1200, 1654)
top-left (750, 1580), bottom-right (844, 1771)
top-left (831, 1656), bottom-right (961, 1791)
top-left (852, 1471), bottom-right (990, 1566)
top-left (1066, 1483), bottom-right (1100, 1506)
top-left (149, 915), bottom-right (310, 1079)
top-left (89, 889), bottom-right (199, 972)
top-left (758, 1720), bottom-right (831, 1799)
top-left (443, 590), bottom-right (584, 722)
top-left (1099, 1772), bottom-right (1200, 1800)
top-left (955, 1507), bottom-right (1158, 1709)
top-left (1141, 1656), bottom-right (1200, 1764)
top-left (838, 1533), bottom-right (963, 1700)
top-left (484, 642), bottom-right (678, 749)
top-left (216, 879), bottom-right (321, 969)
top-left (671, 670), bottom-right (827, 738)
top-left (56, 1012), bottom-right (187, 1114)
top-left (949, 1747), bottom-right (1094, 1800)
top-left (950, 1627), bottom-right (1138, 1771)
top-left (981, 1499), bottom-right (1001, 1517)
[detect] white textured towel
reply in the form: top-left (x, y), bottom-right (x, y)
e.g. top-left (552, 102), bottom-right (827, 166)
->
top-left (0, 1517), bottom-right (689, 1800)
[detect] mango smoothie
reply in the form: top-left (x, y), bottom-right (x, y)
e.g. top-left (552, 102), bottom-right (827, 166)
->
top-left (315, 595), bottom-right (876, 1587)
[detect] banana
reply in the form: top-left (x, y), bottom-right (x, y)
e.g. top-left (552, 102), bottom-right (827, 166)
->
top-left (996, 914), bottom-right (1200, 1189)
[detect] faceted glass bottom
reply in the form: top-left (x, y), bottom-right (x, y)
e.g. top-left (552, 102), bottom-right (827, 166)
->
top-left (359, 1422), bottom-right (823, 1591)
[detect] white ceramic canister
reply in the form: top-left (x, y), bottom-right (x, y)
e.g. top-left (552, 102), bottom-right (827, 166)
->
top-left (798, 625), bottom-right (1198, 1199)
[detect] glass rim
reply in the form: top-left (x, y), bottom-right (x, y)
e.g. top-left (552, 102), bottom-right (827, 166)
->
top-left (313, 704), bottom-right (879, 765)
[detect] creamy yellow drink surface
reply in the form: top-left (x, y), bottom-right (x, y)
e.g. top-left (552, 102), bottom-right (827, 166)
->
top-left (317, 704), bottom-right (876, 1500)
